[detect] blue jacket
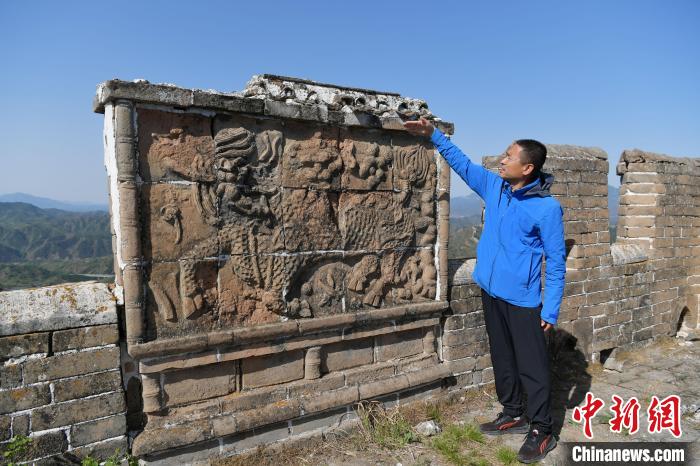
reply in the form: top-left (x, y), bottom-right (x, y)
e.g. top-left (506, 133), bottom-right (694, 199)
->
top-left (431, 129), bottom-right (566, 324)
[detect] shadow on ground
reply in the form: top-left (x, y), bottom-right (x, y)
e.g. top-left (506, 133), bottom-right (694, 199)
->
top-left (547, 329), bottom-right (592, 438)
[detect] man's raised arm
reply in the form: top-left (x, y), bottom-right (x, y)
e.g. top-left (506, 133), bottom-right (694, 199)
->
top-left (404, 118), bottom-right (501, 200)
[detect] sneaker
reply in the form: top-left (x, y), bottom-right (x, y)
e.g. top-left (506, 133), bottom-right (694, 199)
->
top-left (517, 428), bottom-right (557, 463)
top-left (479, 412), bottom-right (529, 435)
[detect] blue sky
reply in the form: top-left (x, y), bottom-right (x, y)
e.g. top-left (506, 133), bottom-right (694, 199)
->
top-left (1, 0), bottom-right (698, 201)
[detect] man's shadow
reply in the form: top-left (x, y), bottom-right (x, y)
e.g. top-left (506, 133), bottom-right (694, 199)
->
top-left (546, 328), bottom-right (592, 437)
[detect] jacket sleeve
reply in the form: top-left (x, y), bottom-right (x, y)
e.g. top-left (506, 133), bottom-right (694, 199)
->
top-left (539, 205), bottom-right (566, 324)
top-left (430, 128), bottom-right (501, 200)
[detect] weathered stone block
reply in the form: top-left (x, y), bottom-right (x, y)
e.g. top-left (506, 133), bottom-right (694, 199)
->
top-left (287, 373), bottom-right (345, 398)
top-left (71, 436), bottom-right (129, 462)
top-left (0, 333), bottom-right (49, 360)
top-left (322, 338), bottom-right (374, 372)
top-left (52, 369), bottom-right (122, 402)
top-left (10, 431), bottom-right (68, 464)
top-left (31, 391), bottom-right (125, 430)
top-left (0, 384), bottom-right (51, 414)
top-left (376, 328), bottom-right (424, 362)
top-left (241, 350), bottom-right (304, 389)
top-left (163, 361), bottom-right (237, 406)
top-left (52, 324), bottom-right (118, 352)
top-left (23, 347), bottom-right (120, 383)
top-left (444, 315), bottom-right (464, 331)
top-left (0, 282), bottom-right (117, 336)
top-left (0, 415), bottom-right (10, 441)
top-left (344, 362), bottom-right (395, 385)
top-left (70, 414), bottom-right (127, 446)
top-left (281, 189), bottom-right (341, 251)
top-left (0, 363), bottom-right (22, 389)
top-left (12, 413), bottom-right (29, 436)
top-left (136, 108), bottom-right (213, 182)
top-left (221, 385), bottom-right (287, 413)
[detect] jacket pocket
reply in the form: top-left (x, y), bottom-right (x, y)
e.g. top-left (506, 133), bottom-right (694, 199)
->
top-left (497, 248), bottom-right (533, 290)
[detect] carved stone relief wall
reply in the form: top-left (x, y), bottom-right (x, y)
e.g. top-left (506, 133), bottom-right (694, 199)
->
top-left (100, 79), bottom-right (449, 343)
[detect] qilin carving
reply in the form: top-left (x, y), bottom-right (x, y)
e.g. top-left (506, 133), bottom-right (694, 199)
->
top-left (283, 131), bottom-right (343, 188)
top-left (340, 140), bottom-right (392, 189)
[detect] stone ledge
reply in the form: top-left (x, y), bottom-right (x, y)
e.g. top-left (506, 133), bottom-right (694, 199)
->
top-left (94, 77), bottom-right (454, 134)
top-left (140, 316), bottom-right (440, 374)
top-left (448, 258), bottom-right (476, 286)
top-left (611, 243), bottom-right (649, 266)
top-left (130, 300), bottom-right (448, 359)
top-left (0, 282), bottom-right (118, 337)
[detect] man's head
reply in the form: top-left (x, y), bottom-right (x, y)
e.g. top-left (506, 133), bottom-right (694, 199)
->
top-left (498, 139), bottom-right (547, 186)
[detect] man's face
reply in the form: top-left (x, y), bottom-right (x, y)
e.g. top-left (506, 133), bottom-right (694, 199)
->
top-left (498, 143), bottom-right (533, 183)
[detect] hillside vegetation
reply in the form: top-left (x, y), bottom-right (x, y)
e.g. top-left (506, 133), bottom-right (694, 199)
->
top-left (0, 202), bottom-right (113, 290)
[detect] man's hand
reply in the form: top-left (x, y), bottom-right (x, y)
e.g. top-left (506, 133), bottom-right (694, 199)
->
top-left (403, 117), bottom-right (435, 138)
top-left (541, 319), bottom-right (553, 332)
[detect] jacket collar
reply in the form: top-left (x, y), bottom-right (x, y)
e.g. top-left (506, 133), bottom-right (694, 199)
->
top-left (503, 172), bottom-right (554, 199)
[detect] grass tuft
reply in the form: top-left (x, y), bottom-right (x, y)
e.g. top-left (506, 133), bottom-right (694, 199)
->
top-left (356, 401), bottom-right (418, 449)
top-left (430, 423), bottom-right (487, 465)
top-left (496, 446), bottom-right (518, 465)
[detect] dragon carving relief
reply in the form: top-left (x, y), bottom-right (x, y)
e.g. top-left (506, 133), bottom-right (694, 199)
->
top-left (145, 121), bottom-right (438, 329)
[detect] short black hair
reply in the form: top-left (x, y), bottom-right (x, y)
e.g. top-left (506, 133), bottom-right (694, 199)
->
top-left (515, 139), bottom-right (547, 174)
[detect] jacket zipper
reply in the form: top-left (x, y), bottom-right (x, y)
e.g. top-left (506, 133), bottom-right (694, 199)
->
top-left (488, 188), bottom-right (512, 290)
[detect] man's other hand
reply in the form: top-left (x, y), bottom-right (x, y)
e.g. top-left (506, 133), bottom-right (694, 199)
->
top-left (403, 117), bottom-right (435, 138)
top-left (541, 319), bottom-right (553, 332)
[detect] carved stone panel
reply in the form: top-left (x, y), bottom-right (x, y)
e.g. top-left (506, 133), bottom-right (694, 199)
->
top-left (282, 189), bottom-right (341, 252)
top-left (281, 123), bottom-right (342, 190)
top-left (137, 108), bottom-right (214, 182)
top-left (104, 81), bottom-right (446, 344)
top-left (140, 184), bottom-right (217, 262)
top-left (339, 128), bottom-right (393, 191)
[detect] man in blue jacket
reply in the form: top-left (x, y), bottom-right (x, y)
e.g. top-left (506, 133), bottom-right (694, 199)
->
top-left (405, 118), bottom-right (566, 464)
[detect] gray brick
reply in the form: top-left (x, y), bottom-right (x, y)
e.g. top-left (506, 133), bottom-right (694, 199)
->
top-left (376, 329), bottom-right (423, 362)
top-left (10, 430), bottom-right (68, 464)
top-left (71, 436), bottom-right (128, 462)
top-left (241, 350), bottom-right (304, 389)
top-left (52, 324), bottom-right (119, 352)
top-left (31, 391), bottom-right (125, 430)
top-left (71, 414), bottom-right (127, 447)
top-left (23, 347), bottom-right (120, 383)
top-left (0, 415), bottom-right (9, 441)
top-left (12, 413), bottom-right (29, 436)
top-left (322, 338), bottom-right (373, 372)
top-left (0, 333), bottom-right (49, 360)
top-left (0, 363), bottom-right (22, 389)
top-left (0, 384), bottom-right (51, 414)
top-left (53, 370), bottom-right (122, 402)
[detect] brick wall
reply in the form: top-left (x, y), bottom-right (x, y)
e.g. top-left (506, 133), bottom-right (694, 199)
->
top-left (0, 282), bottom-right (126, 464)
top-left (444, 145), bottom-right (699, 365)
top-left (617, 150), bottom-right (700, 336)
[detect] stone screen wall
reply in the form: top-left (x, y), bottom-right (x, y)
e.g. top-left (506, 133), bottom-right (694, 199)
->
top-left (95, 75), bottom-right (454, 460)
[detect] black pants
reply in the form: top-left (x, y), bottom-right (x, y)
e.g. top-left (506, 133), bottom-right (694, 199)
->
top-left (481, 290), bottom-right (553, 433)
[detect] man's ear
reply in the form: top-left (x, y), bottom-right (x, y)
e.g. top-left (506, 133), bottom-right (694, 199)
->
top-left (522, 163), bottom-right (535, 177)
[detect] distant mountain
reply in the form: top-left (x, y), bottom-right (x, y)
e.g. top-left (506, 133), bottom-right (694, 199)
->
top-left (0, 202), bottom-right (111, 262)
top-left (450, 194), bottom-right (483, 218)
top-left (609, 185), bottom-right (619, 224)
top-left (0, 193), bottom-right (108, 212)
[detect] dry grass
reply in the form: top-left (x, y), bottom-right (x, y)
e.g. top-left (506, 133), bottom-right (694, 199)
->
top-left (215, 384), bottom-right (515, 466)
